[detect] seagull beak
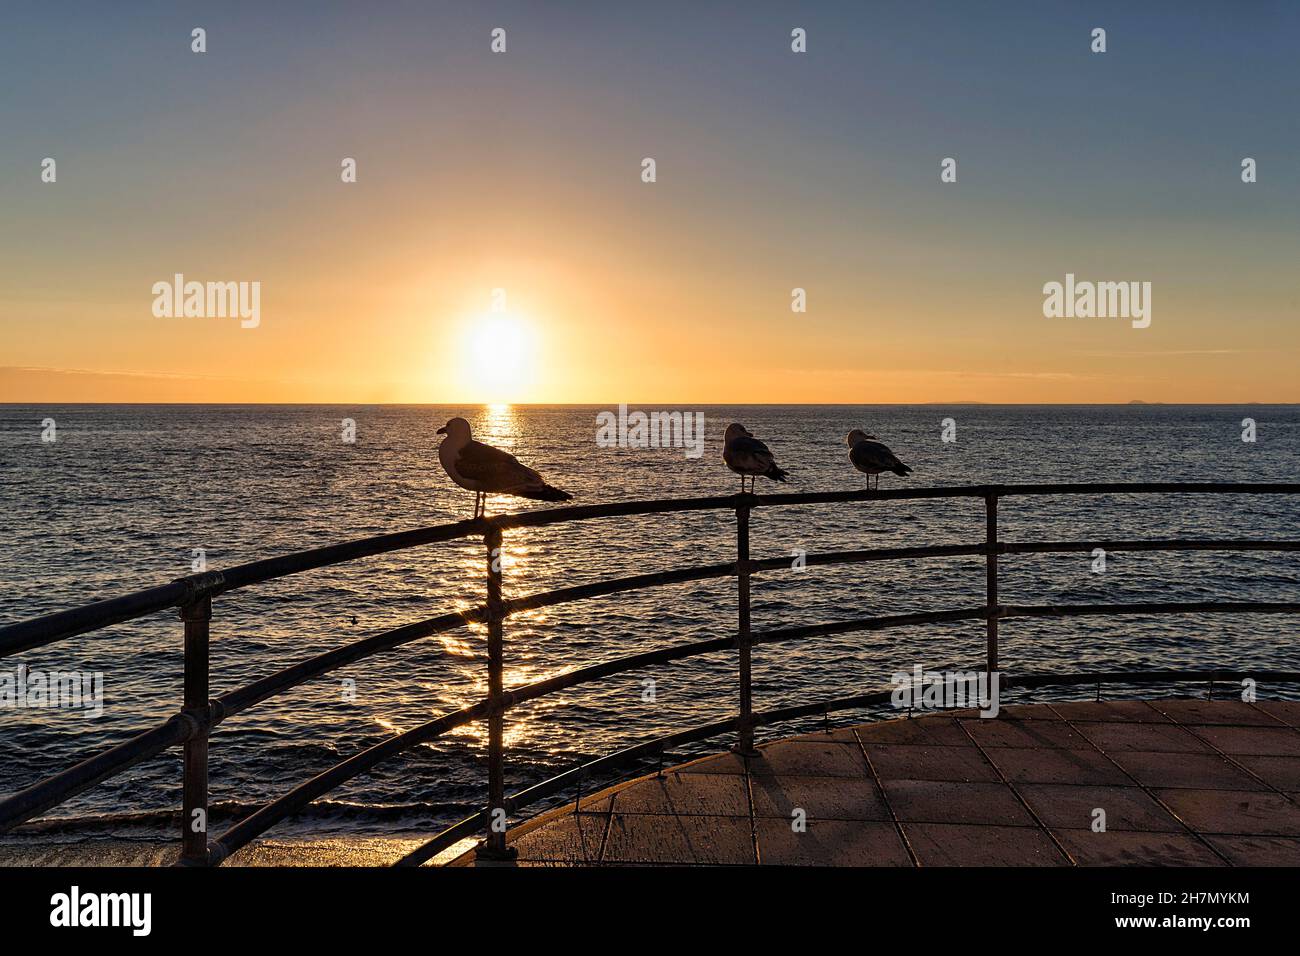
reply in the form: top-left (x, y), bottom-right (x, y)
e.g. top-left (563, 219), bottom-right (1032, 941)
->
top-left (436, 426), bottom-right (446, 435)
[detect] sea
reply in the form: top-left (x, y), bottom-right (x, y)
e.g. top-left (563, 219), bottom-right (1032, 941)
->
top-left (1, 404), bottom-right (1297, 849)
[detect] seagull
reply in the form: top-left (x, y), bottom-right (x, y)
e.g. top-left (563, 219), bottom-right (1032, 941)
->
top-left (846, 429), bottom-right (912, 490)
top-left (437, 417), bottom-right (573, 518)
top-left (723, 423), bottom-right (790, 493)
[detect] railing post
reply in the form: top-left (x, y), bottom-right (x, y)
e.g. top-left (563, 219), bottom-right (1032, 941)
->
top-left (734, 503), bottom-right (758, 756)
top-left (480, 523), bottom-right (516, 860)
top-left (985, 493), bottom-right (999, 675)
top-left (179, 594), bottom-right (211, 865)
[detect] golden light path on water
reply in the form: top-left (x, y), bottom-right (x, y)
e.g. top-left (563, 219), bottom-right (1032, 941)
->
top-left (371, 402), bottom-right (566, 750)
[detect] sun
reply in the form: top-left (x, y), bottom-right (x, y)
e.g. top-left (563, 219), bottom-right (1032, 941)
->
top-left (463, 315), bottom-right (537, 400)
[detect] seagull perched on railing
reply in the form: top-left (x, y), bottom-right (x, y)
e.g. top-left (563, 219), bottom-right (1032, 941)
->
top-left (846, 429), bottom-right (912, 489)
top-left (437, 417), bottom-right (572, 518)
top-left (723, 423), bottom-right (790, 494)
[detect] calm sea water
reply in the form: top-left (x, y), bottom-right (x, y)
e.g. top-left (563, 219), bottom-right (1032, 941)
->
top-left (1, 404), bottom-right (1298, 844)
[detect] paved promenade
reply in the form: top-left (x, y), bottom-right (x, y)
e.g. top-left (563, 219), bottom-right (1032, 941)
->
top-left (455, 699), bottom-right (1300, 866)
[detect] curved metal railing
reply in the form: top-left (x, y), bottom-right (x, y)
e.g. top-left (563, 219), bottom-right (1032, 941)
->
top-left (1, 483), bottom-right (1298, 865)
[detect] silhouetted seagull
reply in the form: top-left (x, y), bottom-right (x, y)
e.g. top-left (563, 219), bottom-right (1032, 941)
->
top-left (437, 417), bottom-right (573, 518)
top-left (846, 429), bottom-right (912, 490)
top-left (723, 423), bottom-right (790, 493)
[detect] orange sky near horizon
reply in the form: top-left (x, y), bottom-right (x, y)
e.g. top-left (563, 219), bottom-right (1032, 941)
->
top-left (3, 6), bottom-right (1297, 406)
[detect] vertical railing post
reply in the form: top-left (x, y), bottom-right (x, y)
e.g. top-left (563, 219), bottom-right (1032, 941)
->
top-left (480, 523), bottom-right (516, 860)
top-left (734, 503), bottom-right (758, 756)
top-left (179, 594), bottom-right (211, 865)
top-left (984, 493), bottom-right (999, 675)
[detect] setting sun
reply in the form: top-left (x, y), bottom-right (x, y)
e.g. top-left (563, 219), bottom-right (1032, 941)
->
top-left (461, 315), bottom-right (538, 402)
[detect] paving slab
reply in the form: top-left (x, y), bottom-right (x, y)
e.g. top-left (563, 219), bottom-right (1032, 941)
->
top-left (1251, 700), bottom-right (1300, 727)
top-left (601, 813), bottom-right (755, 865)
top-left (506, 811), bottom-right (608, 864)
top-left (1153, 788), bottom-right (1300, 836)
top-left (749, 740), bottom-right (871, 778)
top-left (853, 716), bottom-right (970, 746)
top-left (883, 779), bottom-right (1035, 827)
top-left (982, 747), bottom-right (1130, 786)
top-left (959, 717), bottom-right (1089, 749)
top-left (749, 774), bottom-right (891, 821)
top-left (863, 743), bottom-right (1001, 783)
top-left (756, 819), bottom-right (912, 866)
top-left (1204, 834), bottom-right (1300, 865)
top-left (1053, 829), bottom-right (1224, 866)
top-left (1048, 700), bottom-right (1167, 723)
top-left (1234, 755), bottom-right (1300, 791)
top-left (1108, 750), bottom-right (1266, 790)
top-left (1016, 784), bottom-right (1183, 833)
top-left (902, 822), bottom-right (1067, 866)
top-left (997, 703), bottom-right (1068, 720)
top-left (609, 772), bottom-right (750, 817)
top-left (1074, 720), bottom-right (1212, 754)
top-left (1147, 699), bottom-right (1281, 726)
top-left (1189, 724), bottom-right (1300, 756)
top-left (673, 751), bottom-right (748, 775)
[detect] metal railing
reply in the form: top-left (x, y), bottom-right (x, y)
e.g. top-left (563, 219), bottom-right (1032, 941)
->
top-left (1, 483), bottom-right (1298, 866)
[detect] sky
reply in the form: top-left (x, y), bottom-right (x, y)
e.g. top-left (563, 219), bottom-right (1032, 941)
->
top-left (0, 1), bottom-right (1297, 404)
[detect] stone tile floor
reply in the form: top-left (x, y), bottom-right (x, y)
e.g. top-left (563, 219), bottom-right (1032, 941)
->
top-left (455, 699), bottom-right (1300, 866)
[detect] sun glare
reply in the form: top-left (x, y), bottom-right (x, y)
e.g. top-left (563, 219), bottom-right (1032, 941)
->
top-left (463, 315), bottom-right (536, 400)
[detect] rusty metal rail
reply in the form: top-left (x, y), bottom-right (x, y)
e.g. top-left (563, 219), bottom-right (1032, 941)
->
top-left (0, 482), bottom-right (1297, 866)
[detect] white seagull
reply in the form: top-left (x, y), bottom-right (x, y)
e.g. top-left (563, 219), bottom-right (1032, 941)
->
top-left (723, 423), bottom-right (790, 493)
top-left (437, 417), bottom-right (572, 518)
top-left (846, 429), bottom-right (912, 489)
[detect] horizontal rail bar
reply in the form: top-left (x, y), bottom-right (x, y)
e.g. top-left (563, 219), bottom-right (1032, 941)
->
top-left (391, 811), bottom-right (490, 867)
top-left (755, 601), bottom-right (1300, 647)
top-left (488, 483), bottom-right (1300, 530)
top-left (1006, 669), bottom-right (1300, 690)
top-left (7, 484), bottom-right (1297, 656)
top-left (0, 582), bottom-right (190, 657)
top-left (208, 702), bottom-right (491, 864)
top-left (755, 608), bottom-right (988, 645)
top-left (1000, 601), bottom-right (1300, 620)
top-left (215, 610), bottom-right (484, 720)
top-left (212, 567), bottom-right (741, 724)
top-left (0, 714), bottom-right (192, 834)
top-left (1000, 540), bottom-right (1300, 555)
top-left (748, 543), bottom-right (986, 573)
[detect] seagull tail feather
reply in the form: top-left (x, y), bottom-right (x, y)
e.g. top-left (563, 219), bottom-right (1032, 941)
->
top-left (892, 463), bottom-right (912, 477)
top-left (519, 483), bottom-right (573, 503)
top-left (766, 465), bottom-right (790, 483)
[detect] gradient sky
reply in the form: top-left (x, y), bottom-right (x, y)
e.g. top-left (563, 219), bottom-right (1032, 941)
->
top-left (1, 1), bottom-right (1297, 403)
